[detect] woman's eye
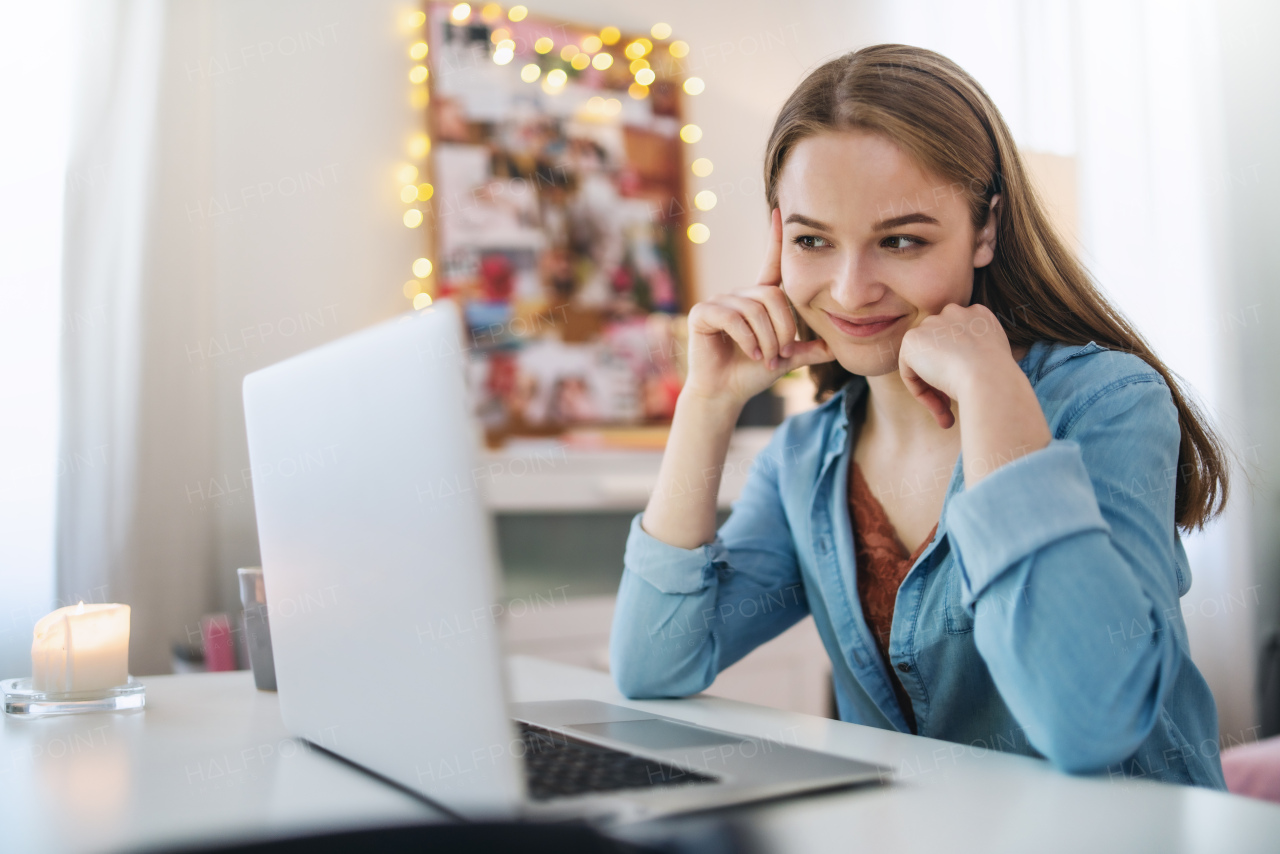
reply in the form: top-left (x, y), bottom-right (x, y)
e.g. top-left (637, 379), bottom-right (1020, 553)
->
top-left (792, 235), bottom-right (829, 251)
top-left (882, 235), bottom-right (924, 251)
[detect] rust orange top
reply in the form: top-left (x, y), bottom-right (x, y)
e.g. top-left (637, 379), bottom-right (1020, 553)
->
top-left (849, 461), bottom-right (938, 734)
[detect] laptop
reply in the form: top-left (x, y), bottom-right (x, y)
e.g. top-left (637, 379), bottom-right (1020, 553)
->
top-left (242, 300), bottom-right (887, 824)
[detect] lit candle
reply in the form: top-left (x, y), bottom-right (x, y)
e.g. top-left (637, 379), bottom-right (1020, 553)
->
top-left (31, 602), bottom-right (130, 694)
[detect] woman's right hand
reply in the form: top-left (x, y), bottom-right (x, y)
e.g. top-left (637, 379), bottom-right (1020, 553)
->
top-left (683, 208), bottom-right (835, 407)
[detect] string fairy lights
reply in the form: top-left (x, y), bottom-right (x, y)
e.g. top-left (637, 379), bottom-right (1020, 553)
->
top-left (402, 9), bottom-right (435, 309)
top-left (396, 6), bottom-right (713, 311)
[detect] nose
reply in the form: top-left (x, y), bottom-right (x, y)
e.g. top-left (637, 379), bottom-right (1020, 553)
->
top-left (829, 247), bottom-right (886, 309)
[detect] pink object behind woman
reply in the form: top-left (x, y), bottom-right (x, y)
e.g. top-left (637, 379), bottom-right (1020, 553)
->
top-left (200, 614), bottom-right (237, 672)
top-left (1222, 736), bottom-right (1280, 804)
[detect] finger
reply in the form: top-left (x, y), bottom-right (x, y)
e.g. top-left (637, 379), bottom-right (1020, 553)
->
top-left (901, 365), bottom-right (955, 429)
top-left (905, 374), bottom-right (952, 427)
top-left (695, 302), bottom-right (762, 360)
top-left (922, 389), bottom-right (955, 429)
top-left (722, 295), bottom-right (780, 366)
top-left (756, 207), bottom-right (783, 288)
top-left (779, 337), bottom-right (835, 371)
top-left (753, 285), bottom-right (798, 358)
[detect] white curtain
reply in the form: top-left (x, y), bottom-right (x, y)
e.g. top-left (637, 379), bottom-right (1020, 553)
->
top-left (58, 0), bottom-right (218, 676)
top-left (866, 0), bottom-right (1255, 738)
top-left (0, 0), bottom-right (72, 679)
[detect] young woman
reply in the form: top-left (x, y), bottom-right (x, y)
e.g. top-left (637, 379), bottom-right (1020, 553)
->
top-left (609, 44), bottom-right (1230, 788)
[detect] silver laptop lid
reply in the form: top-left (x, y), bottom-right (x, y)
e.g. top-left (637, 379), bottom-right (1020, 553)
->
top-left (243, 301), bottom-right (524, 818)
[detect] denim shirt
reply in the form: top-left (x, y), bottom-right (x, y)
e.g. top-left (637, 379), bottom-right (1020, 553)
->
top-left (610, 339), bottom-right (1226, 789)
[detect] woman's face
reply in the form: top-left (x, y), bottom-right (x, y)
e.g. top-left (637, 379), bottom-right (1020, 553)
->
top-left (777, 129), bottom-right (998, 377)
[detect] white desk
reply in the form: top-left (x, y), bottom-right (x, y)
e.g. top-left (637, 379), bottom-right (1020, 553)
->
top-left (2, 658), bottom-right (1278, 853)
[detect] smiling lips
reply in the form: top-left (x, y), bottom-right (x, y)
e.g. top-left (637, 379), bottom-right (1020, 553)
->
top-left (823, 311), bottom-right (905, 338)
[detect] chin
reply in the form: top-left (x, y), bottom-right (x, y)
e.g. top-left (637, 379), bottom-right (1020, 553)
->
top-left (821, 334), bottom-right (904, 378)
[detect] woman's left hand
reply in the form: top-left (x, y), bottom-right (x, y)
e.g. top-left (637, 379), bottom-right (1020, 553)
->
top-left (898, 303), bottom-right (1015, 429)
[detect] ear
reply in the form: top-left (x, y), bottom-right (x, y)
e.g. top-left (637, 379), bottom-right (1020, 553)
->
top-left (973, 193), bottom-right (1001, 269)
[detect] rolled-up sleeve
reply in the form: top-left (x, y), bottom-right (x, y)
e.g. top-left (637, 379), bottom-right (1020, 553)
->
top-left (609, 429), bottom-right (810, 699)
top-left (948, 441), bottom-right (1110, 607)
top-left (619, 519), bottom-right (724, 595)
top-left (944, 376), bottom-right (1187, 774)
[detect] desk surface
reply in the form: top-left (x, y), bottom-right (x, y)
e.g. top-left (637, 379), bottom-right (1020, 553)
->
top-left (2, 658), bottom-right (1277, 853)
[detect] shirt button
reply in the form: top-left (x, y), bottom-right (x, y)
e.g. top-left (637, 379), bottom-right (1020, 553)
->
top-left (896, 662), bottom-right (911, 673)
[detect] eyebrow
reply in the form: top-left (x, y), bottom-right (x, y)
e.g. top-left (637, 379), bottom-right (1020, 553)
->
top-left (783, 211), bottom-right (942, 232)
top-left (874, 212), bottom-right (941, 231)
top-left (783, 213), bottom-right (832, 231)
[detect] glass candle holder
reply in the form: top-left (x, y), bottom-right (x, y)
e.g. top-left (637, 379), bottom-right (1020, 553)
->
top-left (2, 676), bottom-right (145, 717)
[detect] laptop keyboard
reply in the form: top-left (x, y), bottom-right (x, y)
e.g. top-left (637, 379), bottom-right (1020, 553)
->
top-left (517, 722), bottom-right (717, 801)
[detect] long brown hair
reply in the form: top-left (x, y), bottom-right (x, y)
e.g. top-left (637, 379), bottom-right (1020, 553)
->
top-left (764, 44), bottom-right (1228, 530)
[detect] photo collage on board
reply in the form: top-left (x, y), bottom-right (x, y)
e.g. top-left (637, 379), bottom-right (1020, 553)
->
top-left (426, 4), bottom-right (693, 442)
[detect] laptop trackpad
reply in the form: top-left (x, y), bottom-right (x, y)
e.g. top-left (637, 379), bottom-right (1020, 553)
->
top-left (568, 719), bottom-right (741, 750)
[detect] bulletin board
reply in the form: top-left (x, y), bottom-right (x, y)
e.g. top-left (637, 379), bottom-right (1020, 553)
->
top-left (410, 3), bottom-right (707, 442)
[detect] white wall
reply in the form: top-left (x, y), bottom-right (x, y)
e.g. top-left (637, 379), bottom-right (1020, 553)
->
top-left (196, 0), bottom-right (425, 621)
